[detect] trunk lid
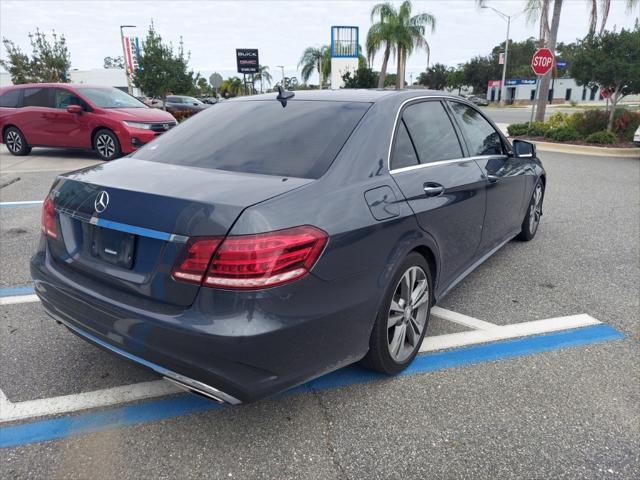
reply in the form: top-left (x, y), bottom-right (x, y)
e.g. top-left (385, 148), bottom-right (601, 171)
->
top-left (47, 159), bottom-right (311, 306)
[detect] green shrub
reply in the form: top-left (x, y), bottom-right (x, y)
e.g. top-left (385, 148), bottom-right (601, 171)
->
top-left (507, 123), bottom-right (529, 136)
top-left (545, 127), bottom-right (581, 142)
top-left (569, 110), bottom-right (608, 136)
top-left (612, 110), bottom-right (640, 141)
top-left (547, 112), bottom-right (569, 129)
top-left (585, 130), bottom-right (617, 144)
top-left (527, 121), bottom-right (551, 137)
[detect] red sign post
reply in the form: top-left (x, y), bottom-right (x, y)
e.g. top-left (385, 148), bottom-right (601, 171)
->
top-left (531, 48), bottom-right (555, 76)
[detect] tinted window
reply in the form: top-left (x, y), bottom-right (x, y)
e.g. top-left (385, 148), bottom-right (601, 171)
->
top-left (391, 121), bottom-right (419, 170)
top-left (23, 87), bottom-right (51, 108)
top-left (52, 89), bottom-right (83, 109)
top-left (166, 96), bottom-right (181, 103)
top-left (0, 89), bottom-right (21, 108)
top-left (401, 101), bottom-right (463, 163)
top-left (76, 87), bottom-right (145, 108)
top-left (133, 100), bottom-right (370, 179)
top-left (448, 102), bottom-right (505, 156)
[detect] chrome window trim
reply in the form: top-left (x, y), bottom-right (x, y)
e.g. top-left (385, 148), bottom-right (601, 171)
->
top-left (387, 95), bottom-right (508, 174)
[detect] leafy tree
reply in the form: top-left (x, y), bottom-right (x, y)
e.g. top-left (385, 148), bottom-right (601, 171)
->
top-left (0, 29), bottom-right (70, 83)
top-left (570, 26), bottom-right (640, 131)
top-left (299, 46), bottom-right (329, 88)
top-left (254, 65), bottom-right (272, 93)
top-left (446, 67), bottom-right (466, 94)
top-left (342, 67), bottom-right (378, 89)
top-left (461, 55), bottom-right (497, 94)
top-left (103, 56), bottom-right (124, 69)
top-left (275, 76), bottom-right (299, 90)
top-left (417, 63), bottom-right (448, 90)
top-left (367, 1), bottom-right (435, 90)
top-left (220, 76), bottom-right (244, 97)
top-left (133, 25), bottom-right (196, 106)
top-left (195, 76), bottom-right (212, 97)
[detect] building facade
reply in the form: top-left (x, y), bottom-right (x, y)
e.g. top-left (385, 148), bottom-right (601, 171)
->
top-left (486, 77), bottom-right (639, 105)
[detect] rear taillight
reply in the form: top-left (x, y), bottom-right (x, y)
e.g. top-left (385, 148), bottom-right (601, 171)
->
top-left (172, 226), bottom-right (328, 290)
top-left (41, 195), bottom-right (58, 239)
top-left (171, 238), bottom-right (222, 284)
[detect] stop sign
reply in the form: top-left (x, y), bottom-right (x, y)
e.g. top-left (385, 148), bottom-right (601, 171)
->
top-left (531, 48), bottom-right (555, 76)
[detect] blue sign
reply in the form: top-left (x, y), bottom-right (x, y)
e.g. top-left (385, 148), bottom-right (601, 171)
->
top-left (556, 61), bottom-right (568, 68)
top-left (505, 79), bottom-right (537, 86)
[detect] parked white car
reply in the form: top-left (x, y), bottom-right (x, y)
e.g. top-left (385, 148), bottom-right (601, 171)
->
top-left (634, 125), bottom-right (640, 146)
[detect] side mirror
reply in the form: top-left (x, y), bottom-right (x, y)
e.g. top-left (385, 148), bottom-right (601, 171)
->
top-left (66, 104), bottom-right (82, 114)
top-left (513, 139), bottom-right (536, 159)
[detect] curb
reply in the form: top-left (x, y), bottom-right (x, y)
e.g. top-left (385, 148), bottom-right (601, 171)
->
top-left (531, 141), bottom-right (640, 158)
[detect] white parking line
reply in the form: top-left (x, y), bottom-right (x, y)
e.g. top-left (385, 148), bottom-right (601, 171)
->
top-left (420, 314), bottom-right (601, 352)
top-left (0, 308), bottom-right (605, 423)
top-left (0, 294), bottom-right (39, 306)
top-left (0, 200), bottom-right (43, 206)
top-left (0, 381), bottom-right (182, 423)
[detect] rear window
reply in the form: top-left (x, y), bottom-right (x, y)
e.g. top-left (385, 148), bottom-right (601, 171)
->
top-left (133, 100), bottom-right (370, 179)
top-left (0, 89), bottom-right (21, 108)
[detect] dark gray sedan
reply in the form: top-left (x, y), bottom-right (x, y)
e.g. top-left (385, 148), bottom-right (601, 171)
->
top-left (31, 90), bottom-right (545, 403)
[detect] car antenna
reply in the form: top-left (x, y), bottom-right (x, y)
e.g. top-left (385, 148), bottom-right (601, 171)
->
top-left (276, 85), bottom-right (294, 107)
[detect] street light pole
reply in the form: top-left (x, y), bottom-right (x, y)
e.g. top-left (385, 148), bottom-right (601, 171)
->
top-left (120, 25), bottom-right (136, 95)
top-left (276, 65), bottom-right (285, 89)
top-left (482, 6), bottom-right (518, 107)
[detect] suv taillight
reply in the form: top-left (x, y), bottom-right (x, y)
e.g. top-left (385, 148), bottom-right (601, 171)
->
top-left (41, 195), bottom-right (58, 239)
top-left (171, 226), bottom-right (328, 290)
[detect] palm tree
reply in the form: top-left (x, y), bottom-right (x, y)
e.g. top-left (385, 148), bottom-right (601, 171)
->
top-left (392, 1), bottom-right (436, 90)
top-left (593, 0), bottom-right (639, 35)
top-left (298, 46), bottom-right (329, 88)
top-left (254, 65), bottom-right (272, 93)
top-left (367, 2), bottom-right (397, 89)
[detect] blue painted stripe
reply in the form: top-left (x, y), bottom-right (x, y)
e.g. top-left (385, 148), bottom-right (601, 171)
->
top-left (0, 201), bottom-right (43, 209)
top-left (94, 218), bottom-right (172, 242)
top-left (0, 324), bottom-right (623, 449)
top-left (0, 286), bottom-right (35, 297)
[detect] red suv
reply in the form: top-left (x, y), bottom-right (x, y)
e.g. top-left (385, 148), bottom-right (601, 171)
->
top-left (0, 84), bottom-right (177, 160)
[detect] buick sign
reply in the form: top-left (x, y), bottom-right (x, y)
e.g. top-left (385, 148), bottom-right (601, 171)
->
top-left (236, 49), bottom-right (259, 74)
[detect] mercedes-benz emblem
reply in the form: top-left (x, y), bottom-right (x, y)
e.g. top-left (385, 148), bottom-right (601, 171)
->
top-left (94, 191), bottom-right (109, 213)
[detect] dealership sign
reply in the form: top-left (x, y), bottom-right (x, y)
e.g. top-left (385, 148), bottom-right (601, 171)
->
top-left (236, 49), bottom-right (259, 74)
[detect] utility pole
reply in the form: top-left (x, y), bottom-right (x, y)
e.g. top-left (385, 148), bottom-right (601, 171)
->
top-left (120, 25), bottom-right (136, 95)
top-left (482, 6), bottom-right (518, 107)
top-left (276, 65), bottom-right (285, 89)
top-left (535, 0), bottom-right (563, 121)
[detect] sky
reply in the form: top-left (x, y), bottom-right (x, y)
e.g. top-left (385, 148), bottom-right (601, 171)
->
top-left (1, 0), bottom-right (638, 85)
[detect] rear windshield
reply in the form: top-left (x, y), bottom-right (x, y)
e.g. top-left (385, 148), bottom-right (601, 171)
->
top-left (132, 100), bottom-right (370, 179)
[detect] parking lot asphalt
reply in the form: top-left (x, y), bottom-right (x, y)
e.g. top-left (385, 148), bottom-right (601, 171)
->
top-left (1, 145), bottom-right (638, 479)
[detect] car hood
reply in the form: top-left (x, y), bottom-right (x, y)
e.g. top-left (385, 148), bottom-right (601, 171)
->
top-left (106, 107), bottom-right (176, 122)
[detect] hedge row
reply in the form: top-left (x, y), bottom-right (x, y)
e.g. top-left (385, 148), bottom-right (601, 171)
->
top-left (507, 108), bottom-right (640, 145)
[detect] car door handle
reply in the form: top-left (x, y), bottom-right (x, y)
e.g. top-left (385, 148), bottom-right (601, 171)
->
top-left (423, 183), bottom-right (445, 197)
top-left (487, 174), bottom-right (499, 184)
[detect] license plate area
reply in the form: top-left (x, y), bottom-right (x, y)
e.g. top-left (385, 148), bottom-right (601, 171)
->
top-left (88, 225), bottom-right (136, 269)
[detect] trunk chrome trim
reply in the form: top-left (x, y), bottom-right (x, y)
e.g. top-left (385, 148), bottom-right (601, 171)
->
top-left (46, 306), bottom-right (242, 405)
top-left (56, 208), bottom-right (188, 243)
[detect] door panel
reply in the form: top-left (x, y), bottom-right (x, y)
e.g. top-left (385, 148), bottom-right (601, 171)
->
top-left (446, 100), bottom-right (526, 251)
top-left (48, 88), bottom-right (92, 148)
top-left (19, 87), bottom-right (51, 145)
top-left (392, 162), bottom-right (487, 287)
top-left (389, 100), bottom-right (486, 287)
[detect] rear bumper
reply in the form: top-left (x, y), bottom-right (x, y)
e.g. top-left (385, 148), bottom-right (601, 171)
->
top-left (30, 245), bottom-right (376, 403)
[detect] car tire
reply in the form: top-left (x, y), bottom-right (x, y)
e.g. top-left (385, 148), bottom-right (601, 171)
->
top-left (93, 129), bottom-right (121, 161)
top-left (3, 127), bottom-right (31, 156)
top-left (516, 180), bottom-right (544, 241)
top-left (362, 252), bottom-right (433, 375)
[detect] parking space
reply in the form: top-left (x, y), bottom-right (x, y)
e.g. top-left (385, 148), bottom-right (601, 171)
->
top-left (1, 147), bottom-right (638, 478)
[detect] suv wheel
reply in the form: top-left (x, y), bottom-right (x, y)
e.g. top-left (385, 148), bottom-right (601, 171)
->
top-left (93, 129), bottom-right (121, 161)
top-left (4, 127), bottom-right (31, 156)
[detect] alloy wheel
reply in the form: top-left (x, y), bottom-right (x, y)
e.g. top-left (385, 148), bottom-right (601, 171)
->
top-left (529, 184), bottom-right (543, 234)
top-left (6, 131), bottom-right (22, 153)
top-left (387, 266), bottom-right (429, 362)
top-left (96, 134), bottom-right (116, 159)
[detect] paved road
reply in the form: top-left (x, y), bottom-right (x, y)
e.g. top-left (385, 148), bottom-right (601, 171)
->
top-left (1, 147), bottom-right (638, 479)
